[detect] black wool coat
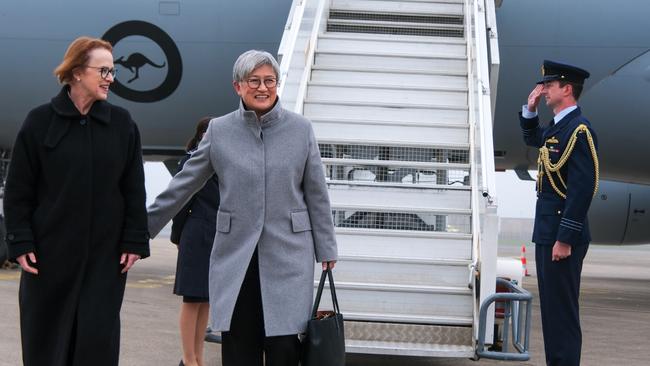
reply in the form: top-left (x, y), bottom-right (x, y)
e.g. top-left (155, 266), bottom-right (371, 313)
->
top-left (3, 87), bottom-right (150, 366)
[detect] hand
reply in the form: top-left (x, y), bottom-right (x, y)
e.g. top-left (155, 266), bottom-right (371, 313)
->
top-left (16, 252), bottom-right (38, 275)
top-left (120, 253), bottom-right (141, 273)
top-left (322, 260), bottom-right (337, 270)
top-left (552, 241), bottom-right (572, 261)
top-left (527, 84), bottom-right (544, 113)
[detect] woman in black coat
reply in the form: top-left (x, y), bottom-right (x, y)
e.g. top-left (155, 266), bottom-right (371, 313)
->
top-left (171, 117), bottom-right (219, 366)
top-left (2, 36), bottom-right (149, 366)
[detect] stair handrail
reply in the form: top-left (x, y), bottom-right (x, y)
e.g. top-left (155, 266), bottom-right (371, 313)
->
top-left (292, 0), bottom-right (329, 114)
top-left (277, 0), bottom-right (306, 98)
top-left (464, 0), bottom-right (482, 347)
top-left (474, 0), bottom-right (497, 202)
top-left (277, 0), bottom-right (329, 113)
top-left (465, 0), bottom-right (501, 351)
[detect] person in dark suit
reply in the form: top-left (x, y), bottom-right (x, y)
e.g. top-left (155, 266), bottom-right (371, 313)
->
top-left (520, 60), bottom-right (599, 366)
top-left (171, 117), bottom-right (219, 366)
top-left (3, 36), bottom-right (149, 366)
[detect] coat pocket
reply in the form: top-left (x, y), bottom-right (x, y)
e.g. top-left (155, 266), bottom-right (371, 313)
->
top-left (291, 210), bottom-right (312, 232)
top-left (216, 211), bottom-right (231, 233)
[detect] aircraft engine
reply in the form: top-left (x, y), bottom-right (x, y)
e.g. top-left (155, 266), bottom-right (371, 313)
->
top-left (589, 180), bottom-right (650, 245)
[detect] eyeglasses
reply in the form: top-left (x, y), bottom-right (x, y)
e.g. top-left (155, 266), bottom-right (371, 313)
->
top-left (86, 66), bottom-right (117, 79)
top-left (244, 78), bottom-right (278, 89)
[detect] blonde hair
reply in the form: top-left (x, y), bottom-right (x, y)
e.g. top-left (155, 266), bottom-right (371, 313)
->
top-left (53, 36), bottom-right (113, 84)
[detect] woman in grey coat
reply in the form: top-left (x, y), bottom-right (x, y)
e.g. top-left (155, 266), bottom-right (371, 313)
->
top-left (147, 50), bottom-right (337, 366)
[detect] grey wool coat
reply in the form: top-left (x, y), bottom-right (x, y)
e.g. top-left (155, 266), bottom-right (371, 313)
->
top-left (148, 100), bottom-right (338, 336)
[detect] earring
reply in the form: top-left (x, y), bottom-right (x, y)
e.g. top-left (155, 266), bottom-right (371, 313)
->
top-left (76, 78), bottom-right (81, 82)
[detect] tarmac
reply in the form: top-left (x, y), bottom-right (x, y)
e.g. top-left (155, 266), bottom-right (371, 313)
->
top-left (1, 238), bottom-right (649, 366)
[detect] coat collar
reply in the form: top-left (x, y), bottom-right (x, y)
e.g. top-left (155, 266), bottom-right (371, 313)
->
top-left (237, 98), bottom-right (284, 129)
top-left (50, 86), bottom-right (111, 124)
top-left (546, 106), bottom-right (582, 136)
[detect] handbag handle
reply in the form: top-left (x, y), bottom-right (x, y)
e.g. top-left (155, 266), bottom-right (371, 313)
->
top-left (311, 267), bottom-right (341, 318)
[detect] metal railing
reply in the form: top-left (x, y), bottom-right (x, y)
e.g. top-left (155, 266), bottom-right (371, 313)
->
top-left (277, 0), bottom-right (330, 113)
top-left (277, 0), bottom-right (306, 99)
top-left (464, 0), bottom-right (501, 350)
top-left (476, 278), bottom-right (533, 361)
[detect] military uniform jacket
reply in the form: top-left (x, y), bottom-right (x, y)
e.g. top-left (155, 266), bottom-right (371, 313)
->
top-left (520, 107), bottom-right (599, 246)
top-left (147, 99), bottom-right (338, 336)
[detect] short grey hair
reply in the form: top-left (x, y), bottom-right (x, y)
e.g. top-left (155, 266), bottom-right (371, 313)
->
top-left (232, 50), bottom-right (280, 82)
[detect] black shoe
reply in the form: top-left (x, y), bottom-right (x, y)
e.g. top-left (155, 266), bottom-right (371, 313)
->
top-left (179, 361), bottom-right (184, 366)
top-left (204, 331), bottom-right (222, 343)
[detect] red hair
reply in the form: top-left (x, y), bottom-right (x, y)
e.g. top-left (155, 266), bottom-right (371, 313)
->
top-left (53, 36), bottom-right (113, 84)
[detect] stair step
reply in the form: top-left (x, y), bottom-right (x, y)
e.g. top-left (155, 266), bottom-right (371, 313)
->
top-left (346, 339), bottom-right (475, 357)
top-left (346, 321), bottom-right (472, 345)
top-left (310, 68), bottom-right (467, 89)
top-left (330, 9), bottom-right (463, 25)
top-left (305, 98), bottom-right (467, 111)
top-left (315, 51), bottom-right (467, 74)
top-left (331, 0), bottom-right (464, 16)
top-left (344, 313), bottom-right (473, 326)
top-left (307, 83), bottom-right (467, 108)
top-left (329, 184), bottom-right (470, 211)
top-left (328, 19), bottom-right (463, 38)
top-left (337, 228), bottom-right (472, 258)
top-left (330, 202), bottom-right (471, 214)
top-left (327, 255), bottom-right (470, 287)
top-left (336, 229), bottom-right (472, 261)
top-left (319, 30), bottom-right (466, 44)
top-left (316, 284), bottom-right (473, 320)
top-left (317, 35), bottom-right (466, 57)
top-left (305, 101), bottom-right (467, 125)
top-left (311, 118), bottom-right (469, 146)
top-left (311, 116), bottom-right (468, 128)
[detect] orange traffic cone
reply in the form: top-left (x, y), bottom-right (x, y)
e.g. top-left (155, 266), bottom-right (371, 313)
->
top-left (521, 244), bottom-right (529, 276)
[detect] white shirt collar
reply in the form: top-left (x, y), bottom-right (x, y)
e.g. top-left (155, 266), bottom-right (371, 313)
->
top-left (554, 105), bottom-right (578, 124)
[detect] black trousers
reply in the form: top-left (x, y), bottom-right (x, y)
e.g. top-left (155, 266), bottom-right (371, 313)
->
top-left (535, 243), bottom-right (588, 366)
top-left (222, 249), bottom-right (301, 366)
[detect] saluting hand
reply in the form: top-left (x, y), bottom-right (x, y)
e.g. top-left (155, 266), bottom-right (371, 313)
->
top-left (527, 84), bottom-right (544, 113)
top-left (16, 252), bottom-right (38, 275)
top-left (552, 241), bottom-right (572, 261)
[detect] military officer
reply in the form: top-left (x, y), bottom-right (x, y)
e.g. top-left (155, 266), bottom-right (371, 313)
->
top-left (520, 60), bottom-right (599, 366)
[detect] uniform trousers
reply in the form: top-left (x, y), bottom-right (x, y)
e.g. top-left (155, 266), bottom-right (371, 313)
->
top-left (221, 248), bottom-right (301, 366)
top-left (535, 243), bottom-right (588, 366)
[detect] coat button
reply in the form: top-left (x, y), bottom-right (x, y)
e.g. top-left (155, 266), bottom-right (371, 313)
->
top-left (80, 119), bottom-right (87, 125)
top-left (557, 210), bottom-right (562, 215)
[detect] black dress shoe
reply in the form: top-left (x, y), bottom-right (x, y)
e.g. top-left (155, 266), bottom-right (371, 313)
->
top-left (204, 332), bottom-right (222, 343)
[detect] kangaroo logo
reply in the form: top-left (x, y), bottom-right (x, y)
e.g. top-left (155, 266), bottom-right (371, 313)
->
top-left (115, 53), bottom-right (167, 83)
top-left (103, 21), bottom-right (182, 103)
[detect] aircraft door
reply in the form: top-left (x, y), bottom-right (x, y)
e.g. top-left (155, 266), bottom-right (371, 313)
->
top-left (623, 184), bottom-right (650, 244)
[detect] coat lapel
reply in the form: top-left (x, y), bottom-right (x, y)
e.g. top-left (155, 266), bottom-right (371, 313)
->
top-left (546, 107), bottom-right (582, 137)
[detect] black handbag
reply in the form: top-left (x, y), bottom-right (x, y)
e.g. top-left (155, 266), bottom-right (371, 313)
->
top-left (301, 268), bottom-right (345, 366)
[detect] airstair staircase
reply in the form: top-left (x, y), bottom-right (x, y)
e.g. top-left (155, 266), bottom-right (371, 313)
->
top-left (278, 0), bottom-right (512, 359)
